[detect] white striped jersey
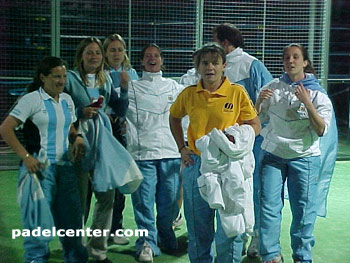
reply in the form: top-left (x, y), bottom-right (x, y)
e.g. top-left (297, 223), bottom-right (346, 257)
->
top-left (11, 87), bottom-right (77, 163)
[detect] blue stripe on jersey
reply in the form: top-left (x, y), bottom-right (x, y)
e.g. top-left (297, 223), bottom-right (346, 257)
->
top-left (61, 99), bottom-right (72, 153)
top-left (43, 100), bottom-right (57, 163)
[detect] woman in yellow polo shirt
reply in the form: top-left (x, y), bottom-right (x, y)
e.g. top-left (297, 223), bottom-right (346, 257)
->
top-left (169, 43), bottom-right (261, 263)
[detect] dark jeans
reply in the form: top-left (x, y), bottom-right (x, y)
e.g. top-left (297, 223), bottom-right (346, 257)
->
top-left (110, 116), bottom-right (127, 232)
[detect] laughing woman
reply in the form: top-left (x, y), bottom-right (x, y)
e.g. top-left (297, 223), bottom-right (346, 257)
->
top-left (0, 57), bottom-right (87, 263)
top-left (124, 43), bottom-right (184, 262)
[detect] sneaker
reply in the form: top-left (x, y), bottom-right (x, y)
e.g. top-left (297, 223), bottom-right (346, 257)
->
top-left (262, 254), bottom-right (284, 263)
top-left (172, 212), bottom-right (184, 229)
top-left (111, 234), bottom-right (130, 245)
top-left (139, 242), bottom-right (153, 262)
top-left (247, 236), bottom-right (259, 258)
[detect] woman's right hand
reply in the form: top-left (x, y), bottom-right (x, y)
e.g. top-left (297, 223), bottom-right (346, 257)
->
top-left (180, 147), bottom-right (195, 167)
top-left (256, 88), bottom-right (274, 113)
top-left (257, 88), bottom-right (274, 102)
top-left (120, 71), bottom-right (130, 92)
top-left (82, 106), bottom-right (99, 119)
top-left (23, 155), bottom-right (42, 174)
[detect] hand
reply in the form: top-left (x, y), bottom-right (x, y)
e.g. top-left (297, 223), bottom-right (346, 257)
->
top-left (71, 136), bottom-right (85, 162)
top-left (82, 106), bottom-right (99, 119)
top-left (119, 119), bottom-right (127, 135)
top-left (224, 132), bottom-right (235, 143)
top-left (23, 155), bottom-right (43, 173)
top-left (294, 83), bottom-right (311, 106)
top-left (258, 88), bottom-right (274, 101)
top-left (256, 88), bottom-right (274, 113)
top-left (120, 71), bottom-right (130, 92)
top-left (180, 146), bottom-right (195, 167)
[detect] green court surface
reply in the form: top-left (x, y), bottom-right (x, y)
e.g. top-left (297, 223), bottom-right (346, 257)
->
top-left (0, 161), bottom-right (349, 263)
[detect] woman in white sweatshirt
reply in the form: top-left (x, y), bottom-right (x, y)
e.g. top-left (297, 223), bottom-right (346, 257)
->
top-left (125, 43), bottom-right (184, 262)
top-left (256, 43), bottom-right (333, 263)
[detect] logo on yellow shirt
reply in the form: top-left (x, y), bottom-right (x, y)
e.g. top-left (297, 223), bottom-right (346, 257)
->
top-left (223, 102), bottom-right (234, 112)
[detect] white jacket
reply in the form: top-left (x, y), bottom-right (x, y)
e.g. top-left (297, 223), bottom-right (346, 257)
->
top-left (178, 68), bottom-right (201, 87)
top-left (126, 71), bottom-right (184, 160)
top-left (259, 78), bottom-right (332, 159)
top-left (225, 47), bottom-right (256, 83)
top-left (196, 124), bottom-right (255, 237)
top-left (178, 68), bottom-right (200, 142)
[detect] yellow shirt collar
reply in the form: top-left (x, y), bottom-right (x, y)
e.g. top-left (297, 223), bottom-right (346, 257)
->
top-left (195, 77), bottom-right (230, 97)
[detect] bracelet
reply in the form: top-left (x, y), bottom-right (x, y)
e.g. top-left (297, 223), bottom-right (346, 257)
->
top-left (178, 145), bottom-right (186, 153)
top-left (24, 153), bottom-right (30, 159)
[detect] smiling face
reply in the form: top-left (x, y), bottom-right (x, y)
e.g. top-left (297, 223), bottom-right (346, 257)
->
top-left (283, 46), bottom-right (308, 82)
top-left (105, 40), bottom-right (126, 70)
top-left (197, 51), bottom-right (225, 90)
top-left (40, 66), bottom-right (66, 100)
top-left (82, 42), bottom-right (103, 74)
top-left (141, 46), bottom-right (163, 73)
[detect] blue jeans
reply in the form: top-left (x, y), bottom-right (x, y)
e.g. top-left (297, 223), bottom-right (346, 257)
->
top-left (22, 164), bottom-right (88, 263)
top-left (252, 134), bottom-right (263, 232)
top-left (131, 158), bottom-right (181, 256)
top-left (182, 154), bottom-right (243, 263)
top-left (258, 151), bottom-right (319, 263)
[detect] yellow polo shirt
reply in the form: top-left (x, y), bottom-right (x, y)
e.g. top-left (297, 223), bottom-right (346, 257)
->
top-left (170, 77), bottom-right (257, 155)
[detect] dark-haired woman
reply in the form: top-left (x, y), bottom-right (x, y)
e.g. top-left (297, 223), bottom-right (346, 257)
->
top-left (170, 43), bottom-right (261, 263)
top-left (256, 44), bottom-right (335, 263)
top-left (124, 44), bottom-right (184, 262)
top-left (0, 56), bottom-right (87, 263)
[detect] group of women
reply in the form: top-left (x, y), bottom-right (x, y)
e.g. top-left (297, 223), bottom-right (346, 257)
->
top-left (0, 30), bottom-right (336, 263)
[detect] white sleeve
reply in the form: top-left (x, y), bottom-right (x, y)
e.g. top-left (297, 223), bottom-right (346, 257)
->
top-left (174, 82), bottom-right (185, 98)
top-left (312, 91), bottom-right (333, 136)
top-left (9, 93), bottom-right (37, 123)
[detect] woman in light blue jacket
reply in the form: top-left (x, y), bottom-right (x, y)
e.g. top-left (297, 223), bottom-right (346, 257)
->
top-left (64, 37), bottom-right (128, 263)
top-left (103, 33), bottom-right (139, 246)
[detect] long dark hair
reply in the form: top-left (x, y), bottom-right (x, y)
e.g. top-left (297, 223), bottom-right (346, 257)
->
top-left (27, 56), bottom-right (67, 92)
top-left (283, 43), bottom-right (317, 77)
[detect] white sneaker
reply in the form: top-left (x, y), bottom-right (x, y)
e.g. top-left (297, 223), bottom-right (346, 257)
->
top-left (112, 234), bottom-right (129, 245)
top-left (139, 242), bottom-right (153, 262)
top-left (247, 235), bottom-right (259, 258)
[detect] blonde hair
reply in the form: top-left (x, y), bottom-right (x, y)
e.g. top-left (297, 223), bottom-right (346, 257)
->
top-left (103, 34), bottom-right (132, 70)
top-left (74, 37), bottom-right (107, 87)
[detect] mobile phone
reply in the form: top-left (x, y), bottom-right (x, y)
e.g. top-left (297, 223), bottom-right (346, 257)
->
top-left (89, 96), bottom-right (104, 108)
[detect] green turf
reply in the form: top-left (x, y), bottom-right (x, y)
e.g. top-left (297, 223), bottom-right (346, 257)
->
top-left (1, 161), bottom-right (349, 263)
